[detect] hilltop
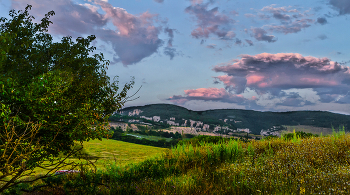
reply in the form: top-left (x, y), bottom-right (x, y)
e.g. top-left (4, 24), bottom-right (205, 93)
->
top-left (109, 103), bottom-right (350, 136)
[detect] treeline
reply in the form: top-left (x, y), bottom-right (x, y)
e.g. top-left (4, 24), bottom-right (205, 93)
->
top-left (108, 126), bottom-right (195, 148)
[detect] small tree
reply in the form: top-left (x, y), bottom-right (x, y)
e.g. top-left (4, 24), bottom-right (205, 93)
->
top-left (0, 5), bottom-right (136, 193)
top-left (0, 108), bottom-right (91, 193)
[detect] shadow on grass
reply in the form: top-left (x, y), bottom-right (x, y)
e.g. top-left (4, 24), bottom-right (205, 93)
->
top-left (57, 143), bottom-right (102, 161)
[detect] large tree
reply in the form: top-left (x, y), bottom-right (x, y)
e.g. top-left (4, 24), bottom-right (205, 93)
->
top-left (0, 5), bottom-right (135, 192)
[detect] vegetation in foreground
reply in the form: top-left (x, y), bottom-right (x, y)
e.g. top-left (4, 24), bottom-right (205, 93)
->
top-left (12, 138), bottom-right (169, 179)
top-left (5, 128), bottom-right (350, 194)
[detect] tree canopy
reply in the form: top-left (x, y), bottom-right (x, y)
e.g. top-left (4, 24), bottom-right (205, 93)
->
top-left (0, 4), bottom-right (135, 186)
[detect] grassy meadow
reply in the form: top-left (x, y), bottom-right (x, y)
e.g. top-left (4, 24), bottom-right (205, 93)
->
top-left (1, 139), bottom-right (168, 187)
top-left (4, 128), bottom-right (350, 194)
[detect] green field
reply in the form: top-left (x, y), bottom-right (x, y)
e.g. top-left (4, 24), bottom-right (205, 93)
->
top-left (124, 132), bottom-right (174, 142)
top-left (15, 138), bottom-right (169, 181)
top-left (74, 138), bottom-right (169, 170)
top-left (3, 130), bottom-right (350, 194)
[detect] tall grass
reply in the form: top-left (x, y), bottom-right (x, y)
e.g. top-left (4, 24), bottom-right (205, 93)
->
top-left (7, 129), bottom-right (350, 194)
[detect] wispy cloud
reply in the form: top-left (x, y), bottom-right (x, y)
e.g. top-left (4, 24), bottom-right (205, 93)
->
top-left (185, 0), bottom-right (236, 40)
top-left (251, 27), bottom-right (277, 42)
top-left (317, 34), bottom-right (328, 40)
top-left (206, 44), bottom-right (216, 49)
top-left (266, 18), bottom-right (314, 34)
top-left (245, 4), bottom-right (314, 39)
top-left (163, 27), bottom-right (179, 60)
top-left (276, 92), bottom-right (315, 107)
top-left (154, 0), bottom-right (164, 3)
top-left (245, 39), bottom-right (254, 46)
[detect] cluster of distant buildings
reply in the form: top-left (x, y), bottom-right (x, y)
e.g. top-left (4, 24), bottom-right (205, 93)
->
top-left (118, 109), bottom-right (252, 134)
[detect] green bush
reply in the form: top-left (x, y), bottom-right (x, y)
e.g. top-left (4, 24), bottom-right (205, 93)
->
top-left (282, 131), bottom-right (319, 140)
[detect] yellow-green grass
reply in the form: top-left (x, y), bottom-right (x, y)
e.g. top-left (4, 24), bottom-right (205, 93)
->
top-left (8, 138), bottom-right (169, 182)
top-left (228, 132), bottom-right (262, 138)
top-left (124, 133), bottom-right (173, 142)
top-left (79, 138), bottom-right (169, 170)
top-left (27, 131), bottom-right (350, 195)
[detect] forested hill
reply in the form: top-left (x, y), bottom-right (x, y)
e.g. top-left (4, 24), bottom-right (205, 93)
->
top-left (117, 104), bottom-right (350, 134)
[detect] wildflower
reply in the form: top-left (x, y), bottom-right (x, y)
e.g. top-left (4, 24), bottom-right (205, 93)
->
top-left (55, 170), bottom-right (80, 175)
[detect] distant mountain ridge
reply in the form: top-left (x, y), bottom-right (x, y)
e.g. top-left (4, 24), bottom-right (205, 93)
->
top-left (117, 104), bottom-right (350, 135)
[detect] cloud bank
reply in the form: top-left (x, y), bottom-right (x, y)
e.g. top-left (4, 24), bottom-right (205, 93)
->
top-left (12, 0), bottom-right (176, 65)
top-left (169, 53), bottom-right (350, 109)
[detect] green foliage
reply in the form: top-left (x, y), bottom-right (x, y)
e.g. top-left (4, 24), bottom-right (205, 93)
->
top-left (262, 135), bottom-right (279, 140)
top-left (282, 130), bottom-right (319, 141)
top-left (0, 5), bottom-right (134, 192)
top-left (136, 125), bottom-right (148, 131)
top-left (0, 4), bottom-right (133, 153)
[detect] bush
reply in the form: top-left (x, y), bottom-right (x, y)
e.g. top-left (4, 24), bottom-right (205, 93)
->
top-left (282, 131), bottom-right (319, 140)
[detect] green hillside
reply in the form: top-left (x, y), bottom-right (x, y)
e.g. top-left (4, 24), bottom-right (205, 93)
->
top-left (118, 104), bottom-right (350, 135)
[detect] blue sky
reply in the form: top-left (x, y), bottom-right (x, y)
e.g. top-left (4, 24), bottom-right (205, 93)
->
top-left (1, 0), bottom-right (350, 114)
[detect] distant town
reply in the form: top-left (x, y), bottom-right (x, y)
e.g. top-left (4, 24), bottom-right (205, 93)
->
top-left (113, 109), bottom-right (281, 137)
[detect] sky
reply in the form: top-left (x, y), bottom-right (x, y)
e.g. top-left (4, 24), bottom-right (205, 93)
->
top-left (1, 0), bottom-right (350, 114)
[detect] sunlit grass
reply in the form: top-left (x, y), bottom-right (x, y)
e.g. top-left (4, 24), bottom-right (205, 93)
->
top-left (9, 138), bottom-right (168, 184)
top-left (6, 128), bottom-right (350, 194)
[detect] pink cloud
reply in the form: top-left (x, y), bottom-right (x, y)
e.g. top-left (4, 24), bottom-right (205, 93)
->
top-left (185, 88), bottom-right (229, 98)
top-left (246, 75), bottom-right (265, 85)
top-left (213, 53), bottom-right (350, 102)
top-left (167, 87), bottom-right (247, 105)
top-left (300, 78), bottom-right (338, 86)
top-left (216, 75), bottom-right (235, 86)
top-left (96, 1), bottom-right (160, 40)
